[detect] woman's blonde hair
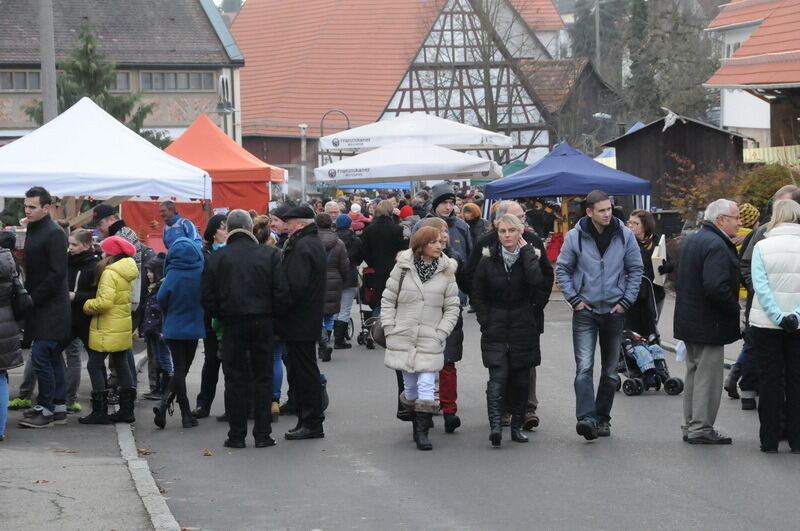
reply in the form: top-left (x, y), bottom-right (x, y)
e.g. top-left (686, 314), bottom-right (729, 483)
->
top-left (375, 199), bottom-right (395, 218)
top-left (495, 213), bottom-right (524, 233)
top-left (411, 226), bottom-right (442, 258)
top-left (418, 217), bottom-right (447, 232)
top-left (767, 199), bottom-right (800, 233)
top-left (252, 215), bottom-right (275, 245)
top-left (70, 228), bottom-right (93, 247)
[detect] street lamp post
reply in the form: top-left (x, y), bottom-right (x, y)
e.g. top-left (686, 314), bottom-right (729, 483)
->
top-left (299, 123), bottom-right (308, 202)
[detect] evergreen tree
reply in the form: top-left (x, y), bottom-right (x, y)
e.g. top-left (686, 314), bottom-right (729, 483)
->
top-left (24, 20), bottom-right (170, 148)
top-left (626, 0), bottom-right (660, 121)
top-left (572, 0), bottom-right (595, 61)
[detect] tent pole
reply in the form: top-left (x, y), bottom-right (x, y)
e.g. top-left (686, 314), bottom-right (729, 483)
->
top-left (561, 196), bottom-right (571, 235)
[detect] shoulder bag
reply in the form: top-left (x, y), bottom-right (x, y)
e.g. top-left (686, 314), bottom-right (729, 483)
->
top-left (370, 269), bottom-right (407, 349)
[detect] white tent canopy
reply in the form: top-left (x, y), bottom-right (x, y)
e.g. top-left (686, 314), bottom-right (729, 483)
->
top-left (0, 97), bottom-right (211, 199)
top-left (314, 140), bottom-right (502, 185)
top-left (318, 112), bottom-right (513, 152)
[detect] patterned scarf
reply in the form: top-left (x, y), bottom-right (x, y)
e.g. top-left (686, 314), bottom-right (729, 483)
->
top-left (414, 257), bottom-right (439, 283)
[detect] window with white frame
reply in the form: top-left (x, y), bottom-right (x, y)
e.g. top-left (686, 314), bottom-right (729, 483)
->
top-left (0, 70), bottom-right (41, 91)
top-left (110, 72), bottom-right (131, 91)
top-left (139, 71), bottom-right (215, 92)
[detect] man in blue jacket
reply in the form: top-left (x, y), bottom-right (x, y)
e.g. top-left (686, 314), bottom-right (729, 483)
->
top-left (556, 190), bottom-right (643, 440)
top-left (159, 200), bottom-right (202, 249)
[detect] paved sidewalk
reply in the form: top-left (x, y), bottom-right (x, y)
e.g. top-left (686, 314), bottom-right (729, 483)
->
top-left (1, 350), bottom-right (154, 531)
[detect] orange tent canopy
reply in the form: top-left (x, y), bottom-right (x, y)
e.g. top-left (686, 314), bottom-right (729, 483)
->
top-left (165, 114), bottom-right (285, 183)
top-left (123, 114), bottom-right (285, 243)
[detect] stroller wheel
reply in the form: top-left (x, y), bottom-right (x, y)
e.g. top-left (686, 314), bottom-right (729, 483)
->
top-left (622, 379), bottom-right (638, 396)
top-left (347, 318), bottom-right (354, 340)
top-left (615, 378), bottom-right (622, 392)
top-left (357, 331), bottom-right (366, 345)
top-left (633, 378), bottom-right (645, 395)
top-left (664, 377), bottom-right (684, 396)
top-left (366, 336), bottom-right (375, 349)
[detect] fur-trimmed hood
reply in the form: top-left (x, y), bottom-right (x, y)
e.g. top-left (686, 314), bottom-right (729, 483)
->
top-left (226, 228), bottom-right (259, 244)
top-left (395, 248), bottom-right (458, 276)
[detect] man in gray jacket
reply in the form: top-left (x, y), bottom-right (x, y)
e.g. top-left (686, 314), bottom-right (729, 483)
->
top-left (556, 190), bottom-right (643, 440)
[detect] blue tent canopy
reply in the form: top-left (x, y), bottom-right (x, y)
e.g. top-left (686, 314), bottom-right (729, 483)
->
top-left (485, 143), bottom-right (650, 199)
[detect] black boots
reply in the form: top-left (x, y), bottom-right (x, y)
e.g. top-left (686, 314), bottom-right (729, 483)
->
top-left (510, 415), bottom-right (529, 443)
top-left (487, 381), bottom-right (503, 447)
top-left (724, 364), bottom-right (741, 399)
top-left (443, 413), bottom-right (461, 433)
top-left (108, 388), bottom-right (136, 423)
top-left (318, 329), bottom-right (333, 362)
top-left (333, 320), bottom-right (351, 349)
top-left (413, 412), bottom-right (433, 451)
top-left (153, 391), bottom-right (176, 429)
top-left (79, 390), bottom-right (112, 425)
top-left (143, 370), bottom-right (171, 401)
top-left (178, 396), bottom-right (198, 428)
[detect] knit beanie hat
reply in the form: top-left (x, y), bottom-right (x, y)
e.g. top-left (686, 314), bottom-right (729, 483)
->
top-left (350, 203), bottom-right (362, 214)
top-left (100, 235), bottom-right (136, 257)
top-left (738, 203), bottom-right (759, 229)
top-left (431, 182), bottom-right (456, 211)
top-left (336, 214), bottom-right (352, 229)
top-left (399, 205), bottom-right (414, 219)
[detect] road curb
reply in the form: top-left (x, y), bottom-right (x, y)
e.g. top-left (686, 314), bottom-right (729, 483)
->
top-left (116, 421), bottom-right (180, 531)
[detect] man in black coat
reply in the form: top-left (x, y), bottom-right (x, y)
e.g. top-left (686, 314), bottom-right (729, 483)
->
top-left (675, 199), bottom-right (742, 445)
top-left (275, 206), bottom-right (328, 440)
top-left (466, 200), bottom-right (554, 430)
top-left (19, 186), bottom-right (71, 429)
top-left (202, 210), bottom-right (291, 448)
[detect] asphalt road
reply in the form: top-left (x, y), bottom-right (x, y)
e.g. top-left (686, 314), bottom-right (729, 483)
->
top-left (133, 299), bottom-right (799, 530)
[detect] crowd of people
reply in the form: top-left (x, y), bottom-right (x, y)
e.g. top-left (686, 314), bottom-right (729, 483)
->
top-left (1, 182), bottom-right (799, 455)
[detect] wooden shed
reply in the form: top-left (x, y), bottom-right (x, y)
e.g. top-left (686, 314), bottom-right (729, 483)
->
top-left (603, 115), bottom-right (745, 209)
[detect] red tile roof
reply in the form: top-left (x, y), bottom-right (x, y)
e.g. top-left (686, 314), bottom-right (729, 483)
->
top-left (707, 0), bottom-right (783, 30)
top-left (520, 58), bottom-right (588, 112)
top-left (232, 0), bottom-right (562, 138)
top-left (516, 1), bottom-right (565, 30)
top-left (707, 0), bottom-right (800, 87)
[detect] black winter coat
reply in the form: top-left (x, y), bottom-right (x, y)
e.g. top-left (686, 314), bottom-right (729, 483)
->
top-left (67, 250), bottom-right (99, 334)
top-left (674, 221), bottom-right (740, 345)
top-left (467, 230), bottom-right (553, 333)
top-left (442, 247), bottom-right (468, 364)
top-left (0, 249), bottom-right (22, 370)
top-left (361, 216), bottom-right (407, 297)
top-left (202, 230), bottom-right (291, 321)
top-left (625, 237), bottom-right (666, 338)
top-left (23, 214), bottom-right (70, 343)
top-left (465, 216), bottom-right (488, 247)
top-left (319, 229), bottom-right (349, 315)
top-left (276, 223), bottom-right (326, 341)
top-left (139, 281), bottom-right (163, 336)
top-left (472, 242), bottom-right (545, 368)
top-left (335, 227), bottom-right (362, 288)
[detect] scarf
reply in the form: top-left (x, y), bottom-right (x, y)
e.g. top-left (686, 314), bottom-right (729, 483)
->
top-left (501, 245), bottom-right (520, 271)
top-left (414, 257), bottom-right (439, 283)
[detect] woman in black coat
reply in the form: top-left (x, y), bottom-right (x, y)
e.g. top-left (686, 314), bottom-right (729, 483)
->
top-left (333, 214), bottom-right (362, 349)
top-left (360, 200), bottom-right (407, 316)
top-left (625, 210), bottom-right (670, 338)
top-left (315, 214), bottom-right (349, 362)
top-left (64, 229), bottom-right (100, 412)
top-left (472, 214), bottom-right (544, 447)
top-left (0, 247), bottom-right (24, 440)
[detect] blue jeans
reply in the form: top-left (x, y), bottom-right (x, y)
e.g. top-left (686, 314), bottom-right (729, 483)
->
top-left (1, 371), bottom-right (8, 437)
top-left (572, 310), bottom-right (624, 423)
top-left (736, 325), bottom-right (759, 392)
top-left (146, 334), bottom-right (173, 374)
top-left (273, 342), bottom-right (285, 400)
top-left (31, 340), bottom-right (66, 414)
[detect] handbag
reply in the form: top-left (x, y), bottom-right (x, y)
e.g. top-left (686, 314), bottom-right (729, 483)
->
top-left (11, 273), bottom-right (33, 321)
top-left (370, 269), bottom-right (407, 348)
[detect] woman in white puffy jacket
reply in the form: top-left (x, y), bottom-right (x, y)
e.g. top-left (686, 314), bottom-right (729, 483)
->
top-left (381, 226), bottom-right (460, 451)
top-left (750, 199), bottom-right (800, 454)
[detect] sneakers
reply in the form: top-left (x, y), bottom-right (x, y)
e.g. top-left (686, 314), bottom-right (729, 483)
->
top-left (687, 430), bottom-right (732, 445)
top-left (66, 402), bottom-right (82, 414)
top-left (576, 419), bottom-right (598, 440)
top-left (596, 421), bottom-right (611, 437)
top-left (8, 397), bottom-right (32, 410)
top-left (18, 407), bottom-right (54, 428)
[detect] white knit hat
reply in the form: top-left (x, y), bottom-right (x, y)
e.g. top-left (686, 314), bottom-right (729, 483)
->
top-left (350, 203), bottom-right (362, 213)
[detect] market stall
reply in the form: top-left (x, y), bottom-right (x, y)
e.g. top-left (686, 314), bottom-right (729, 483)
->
top-left (122, 114), bottom-right (286, 238)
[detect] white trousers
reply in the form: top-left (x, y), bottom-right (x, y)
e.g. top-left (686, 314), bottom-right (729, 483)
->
top-left (402, 371), bottom-right (436, 401)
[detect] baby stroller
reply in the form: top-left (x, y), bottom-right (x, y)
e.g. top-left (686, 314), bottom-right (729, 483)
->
top-left (617, 330), bottom-right (684, 396)
top-left (355, 267), bottom-right (380, 349)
